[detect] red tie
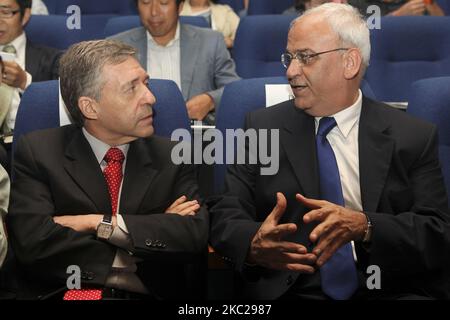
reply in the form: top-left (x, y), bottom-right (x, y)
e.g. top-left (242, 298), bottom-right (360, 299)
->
top-left (102, 147), bottom-right (125, 215)
top-left (63, 148), bottom-right (125, 300)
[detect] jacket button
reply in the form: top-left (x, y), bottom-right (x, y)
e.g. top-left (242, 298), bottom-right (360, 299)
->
top-left (145, 239), bottom-right (153, 247)
top-left (286, 275), bottom-right (294, 286)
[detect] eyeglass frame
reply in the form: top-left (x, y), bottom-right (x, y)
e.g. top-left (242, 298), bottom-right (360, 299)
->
top-left (281, 48), bottom-right (351, 69)
top-left (0, 7), bottom-right (21, 19)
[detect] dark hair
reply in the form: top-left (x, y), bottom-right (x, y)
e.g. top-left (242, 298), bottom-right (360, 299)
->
top-left (14, 0), bottom-right (32, 17)
top-left (295, 0), bottom-right (307, 11)
top-left (134, 0), bottom-right (184, 7)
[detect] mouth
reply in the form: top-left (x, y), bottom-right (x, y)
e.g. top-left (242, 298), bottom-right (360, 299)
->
top-left (290, 84), bottom-right (308, 93)
top-left (140, 114), bottom-right (153, 123)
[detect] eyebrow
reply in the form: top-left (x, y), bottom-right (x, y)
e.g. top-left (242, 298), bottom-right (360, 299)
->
top-left (121, 74), bottom-right (150, 90)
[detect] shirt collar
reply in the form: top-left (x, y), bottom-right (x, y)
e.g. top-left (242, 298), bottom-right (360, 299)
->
top-left (0, 32), bottom-right (26, 55)
top-left (147, 23), bottom-right (180, 48)
top-left (315, 89), bottom-right (362, 139)
top-left (82, 128), bottom-right (129, 165)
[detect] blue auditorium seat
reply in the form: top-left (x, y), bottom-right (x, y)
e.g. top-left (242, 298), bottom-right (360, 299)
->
top-left (248, 0), bottom-right (294, 15)
top-left (365, 16), bottom-right (450, 102)
top-left (233, 15), bottom-right (297, 78)
top-left (25, 14), bottom-right (117, 50)
top-left (407, 77), bottom-right (450, 204)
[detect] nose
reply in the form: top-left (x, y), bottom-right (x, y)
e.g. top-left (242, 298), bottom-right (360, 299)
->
top-left (286, 59), bottom-right (304, 80)
top-left (150, 2), bottom-right (160, 16)
top-left (144, 86), bottom-right (156, 106)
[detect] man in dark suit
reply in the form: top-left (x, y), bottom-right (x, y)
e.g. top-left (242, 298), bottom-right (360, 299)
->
top-left (209, 3), bottom-right (450, 300)
top-left (6, 39), bottom-right (208, 300)
top-left (0, 0), bottom-right (60, 171)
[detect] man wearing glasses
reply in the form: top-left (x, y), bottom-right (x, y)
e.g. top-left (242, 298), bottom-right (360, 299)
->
top-left (0, 0), bottom-right (60, 162)
top-left (209, 3), bottom-right (449, 300)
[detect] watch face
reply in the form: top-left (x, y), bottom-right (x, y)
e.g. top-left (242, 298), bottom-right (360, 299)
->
top-left (97, 223), bottom-right (113, 239)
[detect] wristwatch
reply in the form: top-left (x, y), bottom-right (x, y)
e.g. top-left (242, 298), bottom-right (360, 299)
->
top-left (362, 213), bottom-right (373, 243)
top-left (96, 213), bottom-right (114, 240)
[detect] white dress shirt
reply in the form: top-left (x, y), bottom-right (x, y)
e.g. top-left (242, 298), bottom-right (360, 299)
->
top-left (314, 90), bottom-right (363, 260)
top-left (82, 128), bottom-right (149, 294)
top-left (146, 23), bottom-right (181, 91)
top-left (0, 33), bottom-right (33, 131)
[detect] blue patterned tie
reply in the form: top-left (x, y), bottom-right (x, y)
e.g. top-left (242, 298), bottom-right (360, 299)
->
top-left (316, 117), bottom-right (358, 300)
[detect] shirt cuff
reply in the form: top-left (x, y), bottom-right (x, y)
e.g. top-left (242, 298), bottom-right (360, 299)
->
top-left (108, 214), bottom-right (133, 251)
top-left (19, 72), bottom-right (32, 94)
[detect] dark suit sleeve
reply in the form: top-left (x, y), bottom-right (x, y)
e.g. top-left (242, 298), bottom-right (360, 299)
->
top-left (27, 44), bottom-right (62, 82)
top-left (362, 125), bottom-right (450, 275)
top-left (7, 136), bottom-right (116, 287)
top-left (122, 162), bottom-right (209, 262)
top-left (209, 113), bottom-right (263, 271)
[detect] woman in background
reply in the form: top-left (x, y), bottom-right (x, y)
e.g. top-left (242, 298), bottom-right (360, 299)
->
top-left (180, 0), bottom-right (240, 48)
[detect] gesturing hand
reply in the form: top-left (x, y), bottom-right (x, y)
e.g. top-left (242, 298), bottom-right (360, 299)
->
top-left (247, 192), bottom-right (317, 273)
top-left (296, 194), bottom-right (367, 267)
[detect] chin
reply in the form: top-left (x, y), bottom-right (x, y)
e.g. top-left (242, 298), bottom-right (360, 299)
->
top-left (139, 126), bottom-right (154, 138)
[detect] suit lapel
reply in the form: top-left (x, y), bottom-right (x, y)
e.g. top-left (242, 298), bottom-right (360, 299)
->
top-left (281, 103), bottom-right (320, 199)
top-left (359, 98), bottom-right (395, 212)
top-left (119, 138), bottom-right (158, 215)
top-left (63, 129), bottom-right (112, 214)
top-left (180, 24), bottom-right (199, 99)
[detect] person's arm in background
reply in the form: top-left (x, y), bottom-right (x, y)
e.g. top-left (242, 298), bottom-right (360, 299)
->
top-left (425, 0), bottom-right (445, 16)
top-left (31, 0), bottom-right (49, 15)
top-left (389, 0), bottom-right (444, 16)
top-left (0, 165), bottom-right (10, 268)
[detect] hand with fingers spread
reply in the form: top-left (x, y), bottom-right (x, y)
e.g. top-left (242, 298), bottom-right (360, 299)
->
top-left (247, 192), bottom-right (317, 273)
top-left (165, 195), bottom-right (200, 216)
top-left (296, 194), bottom-right (367, 268)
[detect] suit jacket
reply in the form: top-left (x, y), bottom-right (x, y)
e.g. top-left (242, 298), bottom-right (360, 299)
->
top-left (109, 24), bottom-right (240, 108)
top-left (25, 41), bottom-right (61, 82)
top-left (209, 98), bottom-right (450, 299)
top-left (7, 125), bottom-right (209, 299)
top-left (0, 41), bottom-right (60, 130)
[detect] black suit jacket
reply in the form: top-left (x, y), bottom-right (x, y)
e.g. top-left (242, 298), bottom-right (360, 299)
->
top-left (209, 97), bottom-right (450, 299)
top-left (25, 41), bottom-right (61, 81)
top-left (7, 125), bottom-right (209, 299)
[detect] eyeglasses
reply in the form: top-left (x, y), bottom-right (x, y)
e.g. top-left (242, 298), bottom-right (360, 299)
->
top-left (0, 8), bottom-right (20, 19)
top-left (281, 48), bottom-right (350, 69)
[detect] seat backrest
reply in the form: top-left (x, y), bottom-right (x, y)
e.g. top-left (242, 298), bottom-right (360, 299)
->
top-left (365, 16), bottom-right (450, 102)
top-left (233, 15), bottom-right (296, 78)
top-left (214, 76), bottom-right (288, 193)
top-left (436, 0), bottom-right (450, 15)
top-left (216, 0), bottom-right (245, 14)
top-left (104, 15), bottom-right (209, 38)
top-left (43, 0), bottom-right (137, 15)
top-left (407, 77), bottom-right (450, 204)
top-left (14, 79), bottom-right (190, 153)
top-left (248, 0), bottom-right (294, 15)
top-left (25, 14), bottom-right (117, 50)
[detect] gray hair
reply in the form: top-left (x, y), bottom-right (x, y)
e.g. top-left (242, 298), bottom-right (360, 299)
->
top-left (290, 3), bottom-right (370, 69)
top-left (59, 40), bottom-right (137, 127)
